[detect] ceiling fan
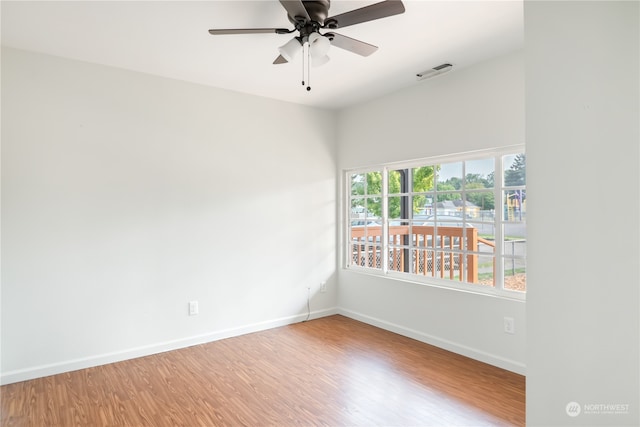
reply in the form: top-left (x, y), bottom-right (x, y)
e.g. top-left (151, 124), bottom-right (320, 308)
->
top-left (208, 0), bottom-right (405, 89)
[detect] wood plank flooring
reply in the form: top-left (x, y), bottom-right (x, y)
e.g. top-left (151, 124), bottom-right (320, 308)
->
top-left (1, 315), bottom-right (525, 426)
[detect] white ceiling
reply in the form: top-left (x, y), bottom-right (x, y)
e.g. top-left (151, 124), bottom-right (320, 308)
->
top-left (1, 1), bottom-right (523, 110)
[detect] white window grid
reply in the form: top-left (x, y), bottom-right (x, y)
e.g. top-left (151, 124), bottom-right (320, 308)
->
top-left (344, 146), bottom-right (526, 298)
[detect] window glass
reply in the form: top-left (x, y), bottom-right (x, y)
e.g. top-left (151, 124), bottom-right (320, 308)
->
top-left (412, 166), bottom-right (436, 193)
top-left (476, 253), bottom-right (496, 286)
top-left (365, 171), bottom-right (382, 195)
top-left (350, 173), bottom-right (365, 196)
top-left (504, 258), bottom-right (526, 292)
top-left (346, 150), bottom-right (526, 295)
top-left (465, 190), bottom-right (494, 220)
top-left (503, 190), bottom-right (525, 223)
top-left (466, 158), bottom-right (495, 188)
top-left (349, 171), bottom-right (383, 270)
top-left (503, 154), bottom-right (526, 186)
top-left (388, 170), bottom-right (403, 195)
top-left (436, 162), bottom-right (463, 190)
top-left (388, 196), bottom-right (402, 221)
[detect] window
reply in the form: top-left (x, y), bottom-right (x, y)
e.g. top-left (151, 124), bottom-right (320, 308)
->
top-left (346, 148), bottom-right (526, 297)
top-left (350, 171), bottom-right (383, 270)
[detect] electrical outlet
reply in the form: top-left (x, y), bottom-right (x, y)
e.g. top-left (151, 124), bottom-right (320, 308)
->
top-left (189, 301), bottom-right (199, 316)
top-left (504, 317), bottom-right (515, 334)
top-left (320, 282), bottom-right (327, 292)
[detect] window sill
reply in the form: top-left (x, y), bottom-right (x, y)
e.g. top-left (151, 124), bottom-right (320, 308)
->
top-left (343, 266), bottom-right (526, 302)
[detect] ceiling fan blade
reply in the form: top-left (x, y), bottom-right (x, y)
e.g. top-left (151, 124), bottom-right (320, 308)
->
top-left (208, 28), bottom-right (290, 35)
top-left (273, 55), bottom-right (288, 64)
top-left (325, 0), bottom-right (405, 29)
top-left (327, 33), bottom-right (378, 57)
top-left (279, 0), bottom-right (311, 22)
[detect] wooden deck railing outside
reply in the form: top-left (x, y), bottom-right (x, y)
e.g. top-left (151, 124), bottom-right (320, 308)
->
top-left (351, 225), bottom-right (495, 284)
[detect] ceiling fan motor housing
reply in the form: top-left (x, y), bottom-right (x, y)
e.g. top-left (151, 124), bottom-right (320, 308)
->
top-left (287, 0), bottom-right (330, 25)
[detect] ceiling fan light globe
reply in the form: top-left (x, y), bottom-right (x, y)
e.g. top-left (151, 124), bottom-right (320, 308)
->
top-left (312, 54), bottom-right (330, 67)
top-left (308, 32), bottom-right (331, 58)
top-left (278, 37), bottom-right (301, 62)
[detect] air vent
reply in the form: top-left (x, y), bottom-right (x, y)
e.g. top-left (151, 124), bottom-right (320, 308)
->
top-left (416, 63), bottom-right (453, 81)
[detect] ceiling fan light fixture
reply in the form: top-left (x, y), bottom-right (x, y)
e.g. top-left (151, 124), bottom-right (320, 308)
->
top-left (308, 32), bottom-right (331, 58)
top-left (278, 37), bottom-right (302, 62)
top-left (312, 54), bottom-right (330, 67)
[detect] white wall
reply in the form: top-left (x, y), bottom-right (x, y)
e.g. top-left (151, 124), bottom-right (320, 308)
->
top-left (525, 2), bottom-right (639, 426)
top-left (1, 47), bottom-right (338, 384)
top-left (5, 5), bottom-right (638, 422)
top-left (336, 52), bottom-right (526, 374)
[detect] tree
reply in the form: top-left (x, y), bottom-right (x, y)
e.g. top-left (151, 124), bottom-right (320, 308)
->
top-left (351, 166), bottom-right (437, 219)
top-left (411, 166), bottom-right (436, 215)
top-left (465, 173), bottom-right (491, 188)
top-left (387, 170), bottom-right (402, 218)
top-left (439, 171), bottom-right (494, 210)
top-left (435, 183), bottom-right (461, 202)
top-left (350, 172), bottom-right (382, 218)
top-left (504, 154), bottom-right (526, 220)
top-left (486, 171), bottom-right (495, 188)
top-left (465, 182), bottom-right (495, 210)
top-left (365, 172), bottom-right (384, 217)
top-left (443, 176), bottom-right (462, 190)
top-left (413, 167), bottom-right (435, 192)
top-left (505, 154), bottom-right (526, 187)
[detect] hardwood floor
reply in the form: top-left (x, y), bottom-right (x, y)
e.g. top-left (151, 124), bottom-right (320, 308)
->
top-left (1, 315), bottom-right (525, 426)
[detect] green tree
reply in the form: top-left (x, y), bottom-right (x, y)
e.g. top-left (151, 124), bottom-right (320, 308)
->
top-left (486, 171), bottom-right (495, 188)
top-left (364, 172), bottom-right (383, 217)
top-left (465, 173), bottom-right (491, 188)
top-left (443, 176), bottom-right (462, 190)
top-left (413, 167), bottom-right (435, 192)
top-left (350, 172), bottom-right (382, 217)
top-left (351, 174), bottom-right (365, 196)
top-left (387, 170), bottom-right (402, 218)
top-left (352, 167), bottom-right (436, 219)
top-left (505, 154), bottom-right (526, 186)
top-left (366, 172), bottom-right (383, 194)
top-left (411, 166), bottom-right (436, 215)
top-left (435, 183), bottom-right (461, 202)
top-left (465, 182), bottom-right (495, 210)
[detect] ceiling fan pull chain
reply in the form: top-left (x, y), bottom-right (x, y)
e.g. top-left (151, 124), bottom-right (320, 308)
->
top-left (301, 41), bottom-right (305, 86)
top-left (306, 41), bottom-right (311, 91)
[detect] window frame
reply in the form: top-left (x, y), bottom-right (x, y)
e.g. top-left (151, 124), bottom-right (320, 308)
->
top-left (343, 146), bottom-right (526, 300)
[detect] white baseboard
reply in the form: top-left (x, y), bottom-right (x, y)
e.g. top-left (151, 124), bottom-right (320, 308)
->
top-left (1, 307), bottom-right (338, 385)
top-left (337, 308), bottom-right (526, 375)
